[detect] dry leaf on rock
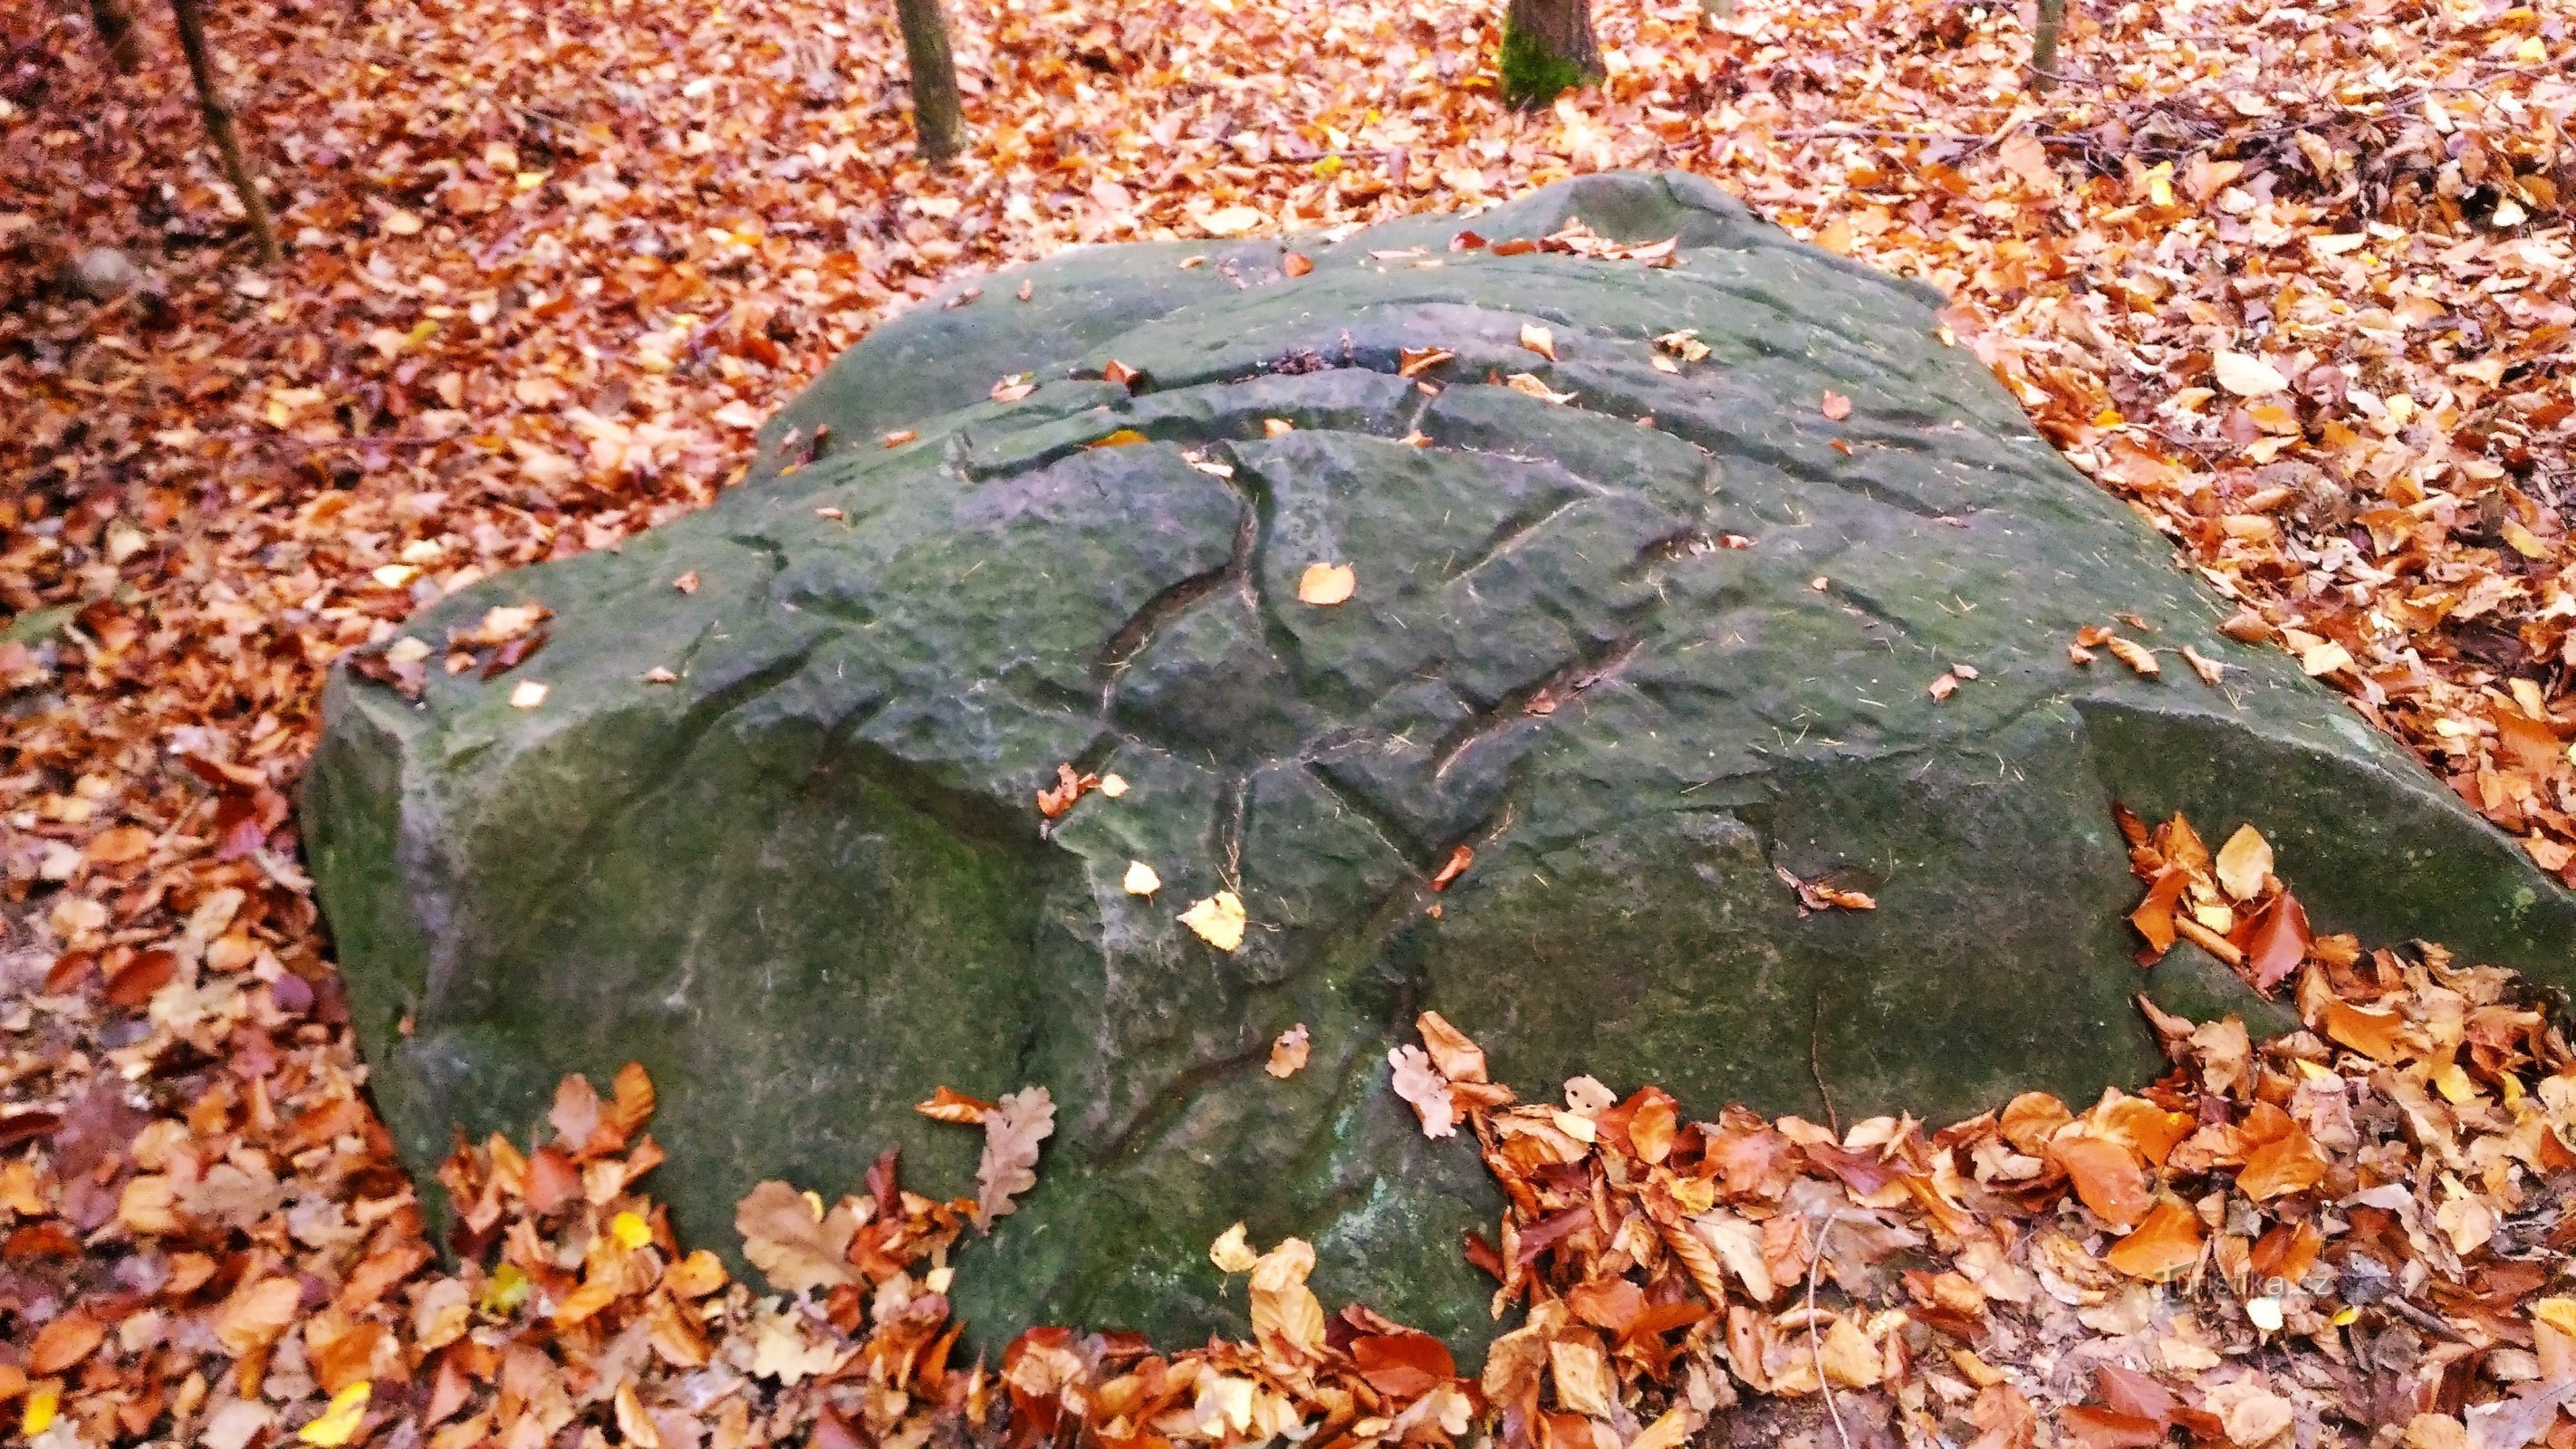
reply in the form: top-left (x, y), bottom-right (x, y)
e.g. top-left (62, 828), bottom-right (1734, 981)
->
top-left (1268, 1023), bottom-right (1311, 1078)
top-left (1179, 890), bottom-right (1248, 951)
top-left (1389, 1044), bottom-right (1457, 1138)
top-left (1416, 1011), bottom-right (1487, 1082)
top-left (1209, 1222), bottom-right (1260, 1274)
top-left (975, 1086), bottom-right (1055, 1230)
top-left (1297, 562), bottom-right (1356, 605)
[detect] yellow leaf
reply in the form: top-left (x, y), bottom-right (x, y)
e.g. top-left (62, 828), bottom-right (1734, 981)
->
top-left (2214, 825), bottom-right (2272, 901)
top-left (1296, 562), bottom-right (1356, 606)
top-left (509, 681), bottom-right (550, 709)
top-left (2144, 160), bottom-right (2175, 207)
top-left (1518, 321), bottom-right (1557, 360)
top-left (23, 1385), bottom-right (59, 1438)
top-left (610, 1211), bottom-right (652, 1250)
top-left (1504, 372), bottom-right (1575, 404)
top-left (1248, 1237), bottom-right (1327, 1360)
top-left (1122, 860), bottom-right (1161, 897)
top-left (1090, 428), bottom-right (1149, 448)
top-left (1210, 1222), bottom-right (1260, 1274)
top-left (298, 1381), bottom-right (372, 1447)
top-left (1179, 891), bottom-right (1247, 952)
top-left (2533, 1300), bottom-right (2576, 1338)
top-left (480, 1262), bottom-right (532, 1315)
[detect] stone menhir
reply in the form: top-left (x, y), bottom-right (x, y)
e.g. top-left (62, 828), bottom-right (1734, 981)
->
top-left (305, 172), bottom-right (2576, 1350)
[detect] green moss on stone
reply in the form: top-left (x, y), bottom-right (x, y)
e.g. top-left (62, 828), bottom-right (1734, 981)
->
top-left (1497, 22), bottom-right (1589, 109)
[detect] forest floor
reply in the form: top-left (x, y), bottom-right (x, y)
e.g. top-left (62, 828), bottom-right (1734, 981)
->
top-left (4, 0), bottom-right (2576, 1444)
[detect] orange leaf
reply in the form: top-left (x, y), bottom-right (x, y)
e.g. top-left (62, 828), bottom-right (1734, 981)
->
top-left (1416, 1011), bottom-right (1488, 1083)
top-left (29, 1312), bottom-right (103, 1376)
top-left (2236, 1124), bottom-right (2327, 1200)
top-left (2129, 868), bottom-right (2187, 955)
top-left (1283, 253), bottom-right (1313, 278)
top-left (2051, 1135), bottom-right (2149, 1229)
top-left (1820, 390), bottom-right (1853, 420)
top-left (915, 1086), bottom-right (998, 1125)
top-left (2242, 890), bottom-right (2311, 990)
top-left (1628, 1089), bottom-right (1677, 1166)
top-left (2103, 1198), bottom-right (2205, 1281)
top-left (1428, 844), bottom-right (1473, 891)
top-left (2322, 1000), bottom-right (2409, 1063)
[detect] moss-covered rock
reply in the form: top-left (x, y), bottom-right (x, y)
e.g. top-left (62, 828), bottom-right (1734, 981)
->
top-left (304, 172), bottom-right (2575, 1356)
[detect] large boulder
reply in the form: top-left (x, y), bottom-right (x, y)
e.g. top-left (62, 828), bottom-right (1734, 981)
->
top-left (305, 172), bottom-right (2575, 1351)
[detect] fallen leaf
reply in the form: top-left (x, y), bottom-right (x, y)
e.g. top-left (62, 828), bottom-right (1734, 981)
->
top-left (735, 1181), bottom-right (858, 1291)
top-left (1249, 1236), bottom-right (1328, 1360)
top-left (1821, 389), bottom-right (1854, 420)
top-left (1210, 1222), bottom-right (1260, 1273)
top-left (1504, 372), bottom-right (1574, 404)
top-left (1202, 205), bottom-right (1263, 236)
top-left (2214, 826), bottom-right (2272, 901)
top-left (2214, 350), bottom-right (2289, 397)
top-left (2103, 1198), bottom-right (2205, 1280)
top-left (1122, 860), bottom-right (1161, 897)
top-left (29, 1313), bottom-right (103, 1376)
top-left (1518, 321), bottom-right (1557, 360)
top-left (1389, 1044), bottom-right (1457, 1137)
top-left (974, 1086), bottom-right (1054, 1230)
top-left (1283, 253), bottom-right (1313, 277)
top-left (1179, 890), bottom-right (1247, 951)
top-left (1428, 844), bottom-right (1472, 890)
top-left (914, 1085), bottom-right (997, 1125)
top-left (297, 1382), bottom-right (371, 1447)
top-left (2052, 1136), bottom-right (2149, 1229)
top-left (1417, 1011), bottom-right (1488, 1082)
top-left (1297, 562), bottom-right (1357, 605)
top-left (1267, 1023), bottom-right (1311, 1078)
top-left (1398, 346), bottom-right (1455, 378)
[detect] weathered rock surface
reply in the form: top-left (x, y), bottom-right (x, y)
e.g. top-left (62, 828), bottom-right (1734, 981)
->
top-left (305, 172), bottom-right (2576, 1351)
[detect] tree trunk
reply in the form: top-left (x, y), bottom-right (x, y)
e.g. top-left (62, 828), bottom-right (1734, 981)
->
top-left (1500, 0), bottom-right (1600, 110)
top-left (167, 0), bottom-right (281, 264)
top-left (893, 0), bottom-right (966, 165)
top-left (90, 0), bottom-right (146, 71)
top-left (2031, 0), bottom-right (2067, 91)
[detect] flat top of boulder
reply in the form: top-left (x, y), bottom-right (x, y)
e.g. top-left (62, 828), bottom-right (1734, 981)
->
top-left (306, 171), bottom-right (2575, 1352)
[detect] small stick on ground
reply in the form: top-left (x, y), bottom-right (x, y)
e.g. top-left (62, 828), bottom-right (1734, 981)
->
top-left (1808, 1208), bottom-right (1853, 1449)
top-left (167, 0), bottom-right (281, 264)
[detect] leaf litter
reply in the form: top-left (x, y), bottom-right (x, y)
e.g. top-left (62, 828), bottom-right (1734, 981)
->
top-left (8, 0), bottom-right (2576, 1440)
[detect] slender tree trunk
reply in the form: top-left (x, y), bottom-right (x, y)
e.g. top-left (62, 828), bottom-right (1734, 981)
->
top-left (167, 0), bottom-right (281, 264)
top-left (2031, 0), bottom-right (2067, 91)
top-left (90, 0), bottom-right (146, 71)
top-left (1499, 0), bottom-right (1600, 110)
top-left (892, 0), bottom-right (965, 165)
